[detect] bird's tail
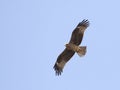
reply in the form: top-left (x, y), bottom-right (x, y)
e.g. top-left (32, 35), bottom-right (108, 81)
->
top-left (76, 46), bottom-right (86, 57)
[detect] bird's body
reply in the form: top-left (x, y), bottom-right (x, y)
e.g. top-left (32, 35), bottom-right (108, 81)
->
top-left (53, 19), bottom-right (89, 75)
top-left (66, 43), bottom-right (86, 57)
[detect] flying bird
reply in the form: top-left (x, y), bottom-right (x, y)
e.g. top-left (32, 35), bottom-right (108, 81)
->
top-left (53, 19), bottom-right (90, 75)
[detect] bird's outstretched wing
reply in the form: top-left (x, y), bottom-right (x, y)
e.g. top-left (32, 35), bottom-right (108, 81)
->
top-left (69, 19), bottom-right (89, 45)
top-left (53, 48), bottom-right (75, 75)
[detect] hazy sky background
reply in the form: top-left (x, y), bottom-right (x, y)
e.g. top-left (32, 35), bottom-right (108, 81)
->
top-left (0, 0), bottom-right (120, 90)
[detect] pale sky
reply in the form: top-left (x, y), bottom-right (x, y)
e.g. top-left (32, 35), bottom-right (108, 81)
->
top-left (0, 0), bottom-right (120, 90)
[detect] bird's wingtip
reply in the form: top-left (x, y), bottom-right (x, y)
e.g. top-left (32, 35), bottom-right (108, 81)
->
top-left (77, 19), bottom-right (90, 27)
top-left (53, 63), bottom-right (63, 76)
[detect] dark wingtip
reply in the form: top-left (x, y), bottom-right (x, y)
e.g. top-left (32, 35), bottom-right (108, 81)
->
top-left (77, 19), bottom-right (90, 27)
top-left (53, 63), bottom-right (63, 76)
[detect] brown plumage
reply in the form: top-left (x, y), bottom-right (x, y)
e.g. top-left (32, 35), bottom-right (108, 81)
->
top-left (53, 19), bottom-right (89, 75)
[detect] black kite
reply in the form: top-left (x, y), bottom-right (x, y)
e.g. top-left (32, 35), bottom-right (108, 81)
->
top-left (53, 19), bottom-right (89, 75)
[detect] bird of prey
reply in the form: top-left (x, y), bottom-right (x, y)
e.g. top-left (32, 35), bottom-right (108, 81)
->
top-left (53, 19), bottom-right (89, 75)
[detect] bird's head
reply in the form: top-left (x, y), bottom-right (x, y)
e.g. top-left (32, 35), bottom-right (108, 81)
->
top-left (65, 44), bottom-right (69, 47)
